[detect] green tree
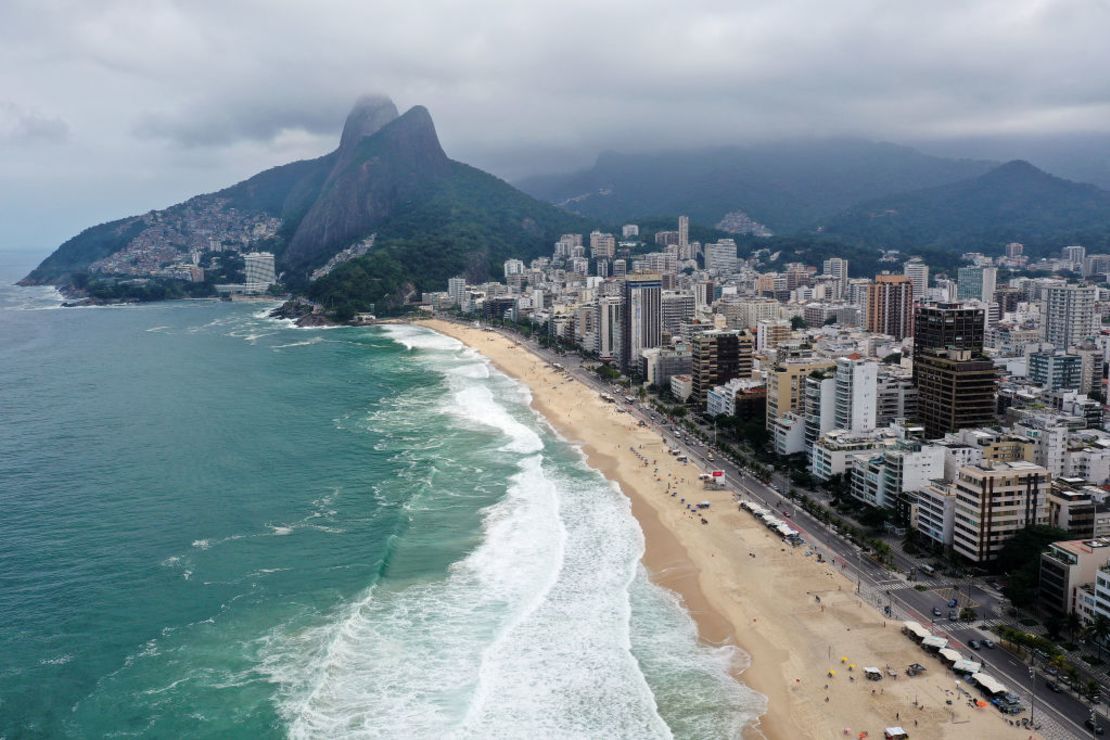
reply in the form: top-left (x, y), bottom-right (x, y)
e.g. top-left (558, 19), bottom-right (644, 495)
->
top-left (994, 525), bottom-right (1070, 608)
top-left (1089, 614), bottom-right (1110, 660)
top-left (790, 315), bottom-right (806, 330)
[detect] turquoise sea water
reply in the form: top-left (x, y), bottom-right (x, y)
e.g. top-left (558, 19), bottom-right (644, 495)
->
top-left (0, 249), bottom-right (764, 738)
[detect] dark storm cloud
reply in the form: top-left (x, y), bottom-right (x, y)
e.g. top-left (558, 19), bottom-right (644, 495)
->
top-left (2, 0), bottom-right (1110, 245)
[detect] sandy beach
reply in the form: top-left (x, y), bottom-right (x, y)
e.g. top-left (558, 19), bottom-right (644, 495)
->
top-left (419, 319), bottom-right (1037, 740)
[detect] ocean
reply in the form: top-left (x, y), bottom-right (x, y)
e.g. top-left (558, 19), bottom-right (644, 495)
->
top-left (0, 248), bottom-right (764, 738)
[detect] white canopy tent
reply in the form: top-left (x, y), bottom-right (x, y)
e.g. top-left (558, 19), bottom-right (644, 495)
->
top-left (921, 635), bottom-right (948, 650)
top-left (972, 672), bottom-right (1007, 695)
top-left (902, 621), bottom-right (930, 640)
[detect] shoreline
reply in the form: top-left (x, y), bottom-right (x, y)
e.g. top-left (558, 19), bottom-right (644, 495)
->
top-left (419, 319), bottom-right (1034, 740)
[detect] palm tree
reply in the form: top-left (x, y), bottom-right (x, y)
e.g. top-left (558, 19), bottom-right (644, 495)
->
top-left (1090, 615), bottom-right (1110, 660)
top-left (1067, 611), bottom-right (1082, 640)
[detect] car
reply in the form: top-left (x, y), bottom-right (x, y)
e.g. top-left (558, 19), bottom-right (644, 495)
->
top-left (1045, 665), bottom-right (1059, 676)
top-left (982, 639), bottom-right (996, 649)
top-left (1046, 680), bottom-right (1062, 693)
top-left (931, 607), bottom-right (942, 617)
top-left (1086, 718), bottom-right (1106, 735)
top-left (948, 610), bottom-right (959, 621)
top-left (968, 640), bottom-right (981, 650)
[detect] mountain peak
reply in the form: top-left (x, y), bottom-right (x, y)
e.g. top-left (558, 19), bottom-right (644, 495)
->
top-left (339, 94), bottom-right (399, 151)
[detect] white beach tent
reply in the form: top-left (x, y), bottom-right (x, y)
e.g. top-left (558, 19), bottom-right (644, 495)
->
top-left (937, 647), bottom-right (963, 665)
top-left (902, 621), bottom-right (930, 641)
top-left (952, 659), bottom-right (982, 674)
top-left (921, 635), bottom-right (948, 650)
top-left (972, 672), bottom-right (1007, 695)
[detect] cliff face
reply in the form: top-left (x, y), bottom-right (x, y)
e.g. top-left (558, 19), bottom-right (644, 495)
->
top-left (23, 94), bottom-right (589, 305)
top-left (282, 105), bottom-right (451, 274)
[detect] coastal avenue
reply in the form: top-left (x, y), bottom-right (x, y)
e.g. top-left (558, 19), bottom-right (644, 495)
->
top-left (483, 322), bottom-right (1100, 740)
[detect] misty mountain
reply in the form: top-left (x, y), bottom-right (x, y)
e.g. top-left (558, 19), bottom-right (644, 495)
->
top-left (22, 96), bottom-right (588, 311)
top-left (516, 140), bottom-right (996, 233)
top-left (817, 160), bottom-right (1110, 253)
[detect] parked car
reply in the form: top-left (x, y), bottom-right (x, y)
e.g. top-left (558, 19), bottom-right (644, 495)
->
top-left (968, 640), bottom-right (981, 650)
top-left (982, 639), bottom-right (996, 649)
top-left (1046, 681), bottom-right (1062, 693)
top-left (932, 607), bottom-right (942, 617)
top-left (1086, 717), bottom-right (1106, 735)
top-left (948, 610), bottom-right (958, 621)
top-left (1045, 665), bottom-right (1059, 676)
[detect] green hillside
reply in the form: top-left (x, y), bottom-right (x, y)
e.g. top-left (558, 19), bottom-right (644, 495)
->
top-left (818, 160), bottom-right (1110, 254)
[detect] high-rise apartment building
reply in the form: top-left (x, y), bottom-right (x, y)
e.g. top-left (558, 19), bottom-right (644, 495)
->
top-left (913, 303), bottom-right (997, 438)
top-left (678, 215), bottom-right (689, 251)
top-left (864, 274), bottom-right (914, 340)
top-left (1028, 351), bottom-right (1083, 391)
top-left (903, 258), bottom-right (929, 300)
top-left (957, 266), bottom-right (997, 303)
top-left (822, 257), bottom-right (849, 296)
top-left (661, 290), bottom-right (696, 336)
top-left (691, 330), bottom-right (753, 405)
top-left (244, 252), bottom-right (276, 288)
top-left (595, 296), bottom-right (623, 364)
top-left (952, 461), bottom-right (1049, 563)
top-left (834, 355), bottom-right (878, 432)
top-left (1064, 245), bottom-right (1087, 268)
top-left (1043, 283), bottom-right (1098, 351)
top-left (705, 240), bottom-right (738, 273)
top-left (589, 231), bottom-right (616, 259)
top-left (621, 275), bottom-right (662, 373)
top-left (766, 353), bottom-right (835, 429)
top-left (621, 224), bottom-right (640, 239)
top-left (913, 303), bottom-right (985, 353)
top-left (448, 276), bottom-right (467, 307)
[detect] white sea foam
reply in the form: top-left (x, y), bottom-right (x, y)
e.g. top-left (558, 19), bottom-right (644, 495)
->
top-left (269, 526), bottom-right (294, 536)
top-left (256, 320), bottom-right (760, 739)
top-left (379, 324), bottom-right (464, 352)
top-left (271, 337), bottom-right (325, 350)
top-left (40, 654), bottom-right (74, 666)
top-left (262, 454), bottom-right (568, 738)
top-left (445, 383), bottom-right (543, 454)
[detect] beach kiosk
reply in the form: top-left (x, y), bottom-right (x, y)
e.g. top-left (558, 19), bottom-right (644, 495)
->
top-left (883, 729), bottom-right (909, 740)
top-left (971, 672), bottom-right (1007, 698)
top-left (937, 648), bottom-right (963, 667)
top-left (863, 666), bottom-right (883, 681)
top-left (901, 621), bottom-right (930, 642)
top-left (920, 635), bottom-right (948, 652)
top-left (951, 659), bottom-right (982, 676)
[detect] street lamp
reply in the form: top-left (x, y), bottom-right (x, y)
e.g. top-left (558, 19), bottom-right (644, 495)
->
top-left (1028, 661), bottom-right (1036, 729)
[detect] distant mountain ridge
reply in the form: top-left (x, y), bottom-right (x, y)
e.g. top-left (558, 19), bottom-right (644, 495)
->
top-left (517, 140), bottom-right (997, 232)
top-left (22, 96), bottom-right (589, 312)
top-left (817, 159), bottom-right (1110, 252)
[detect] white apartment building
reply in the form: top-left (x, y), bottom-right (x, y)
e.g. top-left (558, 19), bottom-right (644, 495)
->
top-left (834, 355), bottom-right (878, 433)
top-left (851, 440), bottom-right (944, 509)
top-left (1043, 283), bottom-right (1098, 350)
top-left (810, 428), bottom-right (898, 481)
top-left (707, 377), bottom-right (765, 417)
top-left (244, 251), bottom-right (276, 289)
top-left (913, 482), bottom-right (958, 549)
top-left (595, 296), bottom-right (623, 363)
top-left (705, 240), bottom-right (739, 273)
top-left (903, 258), bottom-right (929, 300)
top-left (448, 276), bottom-right (467, 307)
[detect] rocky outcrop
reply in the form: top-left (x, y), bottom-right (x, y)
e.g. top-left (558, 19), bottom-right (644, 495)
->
top-left (282, 105), bottom-right (452, 275)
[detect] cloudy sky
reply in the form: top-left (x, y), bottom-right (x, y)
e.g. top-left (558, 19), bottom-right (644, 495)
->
top-left (3, 0), bottom-right (1110, 250)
